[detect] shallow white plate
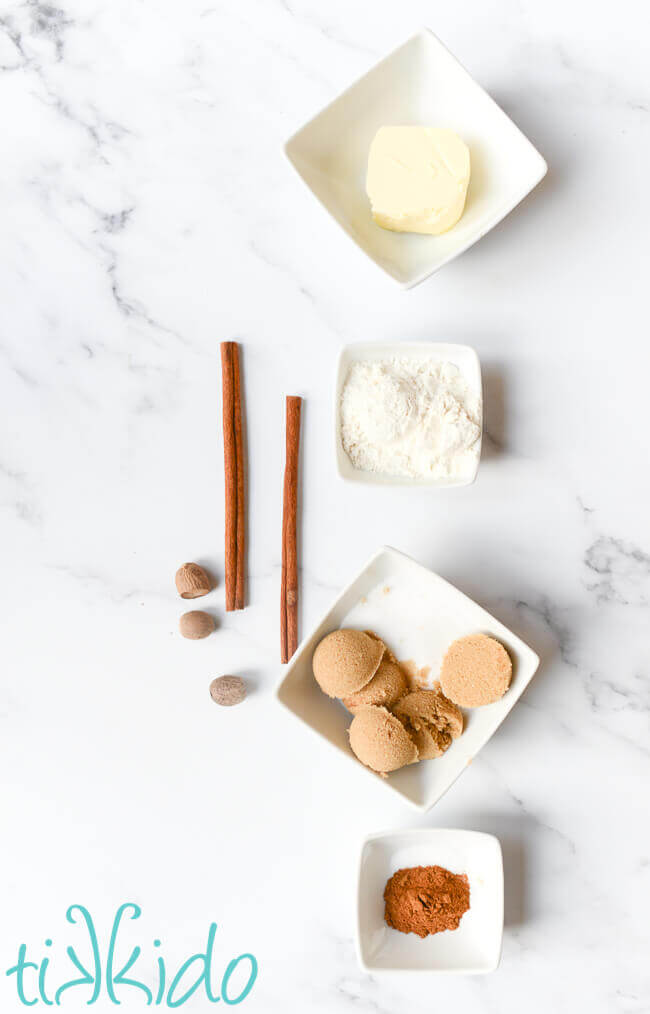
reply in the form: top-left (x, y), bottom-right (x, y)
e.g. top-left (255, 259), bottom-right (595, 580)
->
top-left (335, 342), bottom-right (482, 487)
top-left (357, 828), bottom-right (503, 973)
top-left (284, 29), bottom-right (547, 288)
top-left (275, 547), bottom-right (539, 811)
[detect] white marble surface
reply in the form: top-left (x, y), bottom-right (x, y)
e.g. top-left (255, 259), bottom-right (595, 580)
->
top-left (1, 1), bottom-right (649, 1010)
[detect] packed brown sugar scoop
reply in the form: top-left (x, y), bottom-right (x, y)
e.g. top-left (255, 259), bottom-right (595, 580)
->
top-left (440, 633), bottom-right (513, 707)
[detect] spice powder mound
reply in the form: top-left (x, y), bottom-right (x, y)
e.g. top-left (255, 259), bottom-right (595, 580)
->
top-left (383, 865), bottom-right (470, 938)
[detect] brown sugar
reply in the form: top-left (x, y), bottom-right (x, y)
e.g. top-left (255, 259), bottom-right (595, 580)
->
top-left (312, 629), bottom-right (385, 698)
top-left (393, 685), bottom-right (464, 760)
top-left (440, 633), bottom-right (512, 707)
top-left (343, 659), bottom-right (408, 713)
top-left (348, 706), bottom-right (418, 774)
top-left (383, 865), bottom-right (470, 938)
top-left (399, 658), bottom-right (432, 689)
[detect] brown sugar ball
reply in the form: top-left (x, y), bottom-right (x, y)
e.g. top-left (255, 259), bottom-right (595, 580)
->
top-left (342, 659), bottom-right (408, 713)
top-left (440, 634), bottom-right (512, 707)
top-left (312, 629), bottom-right (385, 698)
top-left (393, 686), bottom-right (463, 759)
top-left (348, 705), bottom-right (418, 774)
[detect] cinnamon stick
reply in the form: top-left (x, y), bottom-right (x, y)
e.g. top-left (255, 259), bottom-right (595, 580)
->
top-left (281, 396), bottom-right (302, 663)
top-left (232, 346), bottom-right (246, 610)
top-left (221, 341), bottom-right (246, 611)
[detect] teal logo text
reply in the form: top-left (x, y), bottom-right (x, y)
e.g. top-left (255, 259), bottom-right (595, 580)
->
top-left (5, 903), bottom-right (258, 1007)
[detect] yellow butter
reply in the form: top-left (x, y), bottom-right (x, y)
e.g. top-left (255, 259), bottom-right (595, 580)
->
top-left (366, 127), bottom-right (471, 235)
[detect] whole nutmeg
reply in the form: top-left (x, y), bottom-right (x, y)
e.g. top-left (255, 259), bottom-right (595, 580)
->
top-left (209, 675), bottom-right (246, 707)
top-left (179, 610), bottom-right (214, 640)
top-left (175, 562), bottom-right (211, 599)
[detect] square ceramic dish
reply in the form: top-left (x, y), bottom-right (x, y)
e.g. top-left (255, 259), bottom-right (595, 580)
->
top-left (357, 828), bottom-right (503, 973)
top-left (276, 547), bottom-right (539, 811)
top-left (335, 341), bottom-right (482, 486)
top-left (284, 29), bottom-right (547, 288)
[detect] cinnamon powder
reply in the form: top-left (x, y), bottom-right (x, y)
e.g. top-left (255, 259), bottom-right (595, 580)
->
top-left (383, 865), bottom-right (470, 938)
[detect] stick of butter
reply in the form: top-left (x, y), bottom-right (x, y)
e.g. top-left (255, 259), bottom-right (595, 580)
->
top-left (366, 127), bottom-right (471, 235)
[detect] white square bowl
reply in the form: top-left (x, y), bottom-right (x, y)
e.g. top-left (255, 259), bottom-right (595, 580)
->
top-left (335, 341), bottom-right (482, 487)
top-left (275, 547), bottom-right (539, 811)
top-left (357, 828), bottom-right (503, 973)
top-left (284, 29), bottom-right (547, 288)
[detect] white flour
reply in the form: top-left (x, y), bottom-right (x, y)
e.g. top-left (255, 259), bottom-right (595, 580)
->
top-left (340, 358), bottom-right (481, 480)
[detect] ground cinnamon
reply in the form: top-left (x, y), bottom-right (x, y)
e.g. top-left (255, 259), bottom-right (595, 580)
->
top-left (383, 865), bottom-right (470, 938)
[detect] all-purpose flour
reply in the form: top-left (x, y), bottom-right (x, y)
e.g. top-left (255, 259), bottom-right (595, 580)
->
top-left (340, 358), bottom-right (481, 480)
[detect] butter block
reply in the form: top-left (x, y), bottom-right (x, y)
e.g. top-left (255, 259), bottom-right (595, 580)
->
top-left (366, 127), bottom-right (471, 235)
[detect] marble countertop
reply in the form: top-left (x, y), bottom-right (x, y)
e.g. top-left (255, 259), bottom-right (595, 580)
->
top-left (1, 1), bottom-right (649, 1010)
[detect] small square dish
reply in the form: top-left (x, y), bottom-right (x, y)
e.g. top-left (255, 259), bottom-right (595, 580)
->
top-left (275, 547), bottom-right (540, 810)
top-left (357, 828), bottom-right (503, 973)
top-left (284, 29), bottom-right (547, 288)
top-left (335, 341), bottom-right (482, 487)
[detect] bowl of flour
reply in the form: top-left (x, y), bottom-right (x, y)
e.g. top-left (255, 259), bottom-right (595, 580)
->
top-left (336, 343), bottom-right (482, 486)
